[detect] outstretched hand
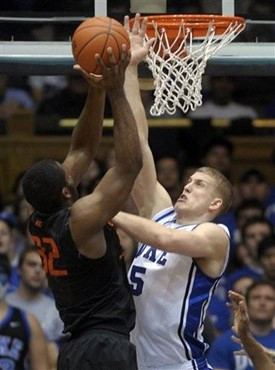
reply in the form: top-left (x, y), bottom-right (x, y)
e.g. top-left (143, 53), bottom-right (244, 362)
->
top-left (227, 290), bottom-right (250, 338)
top-left (124, 13), bottom-right (155, 66)
top-left (73, 45), bottom-right (131, 90)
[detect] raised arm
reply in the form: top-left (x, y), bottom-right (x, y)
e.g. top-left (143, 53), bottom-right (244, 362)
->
top-left (62, 84), bottom-right (105, 187)
top-left (70, 47), bottom-right (143, 258)
top-left (124, 14), bottom-right (172, 218)
top-left (228, 291), bottom-right (275, 370)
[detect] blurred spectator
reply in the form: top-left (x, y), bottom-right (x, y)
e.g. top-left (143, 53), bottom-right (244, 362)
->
top-left (230, 199), bottom-right (266, 251)
top-left (228, 289), bottom-right (275, 370)
top-left (241, 216), bottom-right (273, 266)
top-left (200, 136), bottom-right (234, 180)
top-left (0, 253), bottom-right (49, 370)
top-left (199, 0), bottom-right (252, 14)
top-left (188, 76), bottom-right (258, 121)
top-left (181, 164), bottom-right (199, 187)
top-left (14, 196), bottom-right (33, 237)
top-left (236, 169), bottom-right (275, 224)
top-left (6, 245), bottom-right (63, 342)
top-left (227, 217), bottom-right (274, 290)
top-left (232, 275), bottom-right (256, 297)
top-left (156, 156), bottom-right (182, 204)
top-left (109, 0), bottom-right (129, 22)
top-left (242, 0), bottom-right (275, 42)
top-left (208, 281), bottom-right (275, 370)
top-left (258, 236), bottom-right (275, 283)
top-left (207, 292), bottom-right (231, 337)
top-left (38, 75), bottom-right (88, 119)
top-left (0, 75), bottom-right (36, 122)
top-left (6, 245), bottom-right (64, 368)
top-left (0, 212), bottom-right (21, 291)
top-left (207, 275), bottom-right (255, 337)
top-left (248, 0), bottom-right (275, 18)
top-left (28, 75), bottom-right (68, 108)
top-left (168, 0), bottom-right (201, 14)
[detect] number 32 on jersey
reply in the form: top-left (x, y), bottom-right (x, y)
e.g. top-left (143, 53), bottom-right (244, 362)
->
top-left (31, 235), bottom-right (68, 277)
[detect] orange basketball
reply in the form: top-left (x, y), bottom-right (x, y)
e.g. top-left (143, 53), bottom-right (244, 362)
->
top-left (72, 16), bottom-right (130, 75)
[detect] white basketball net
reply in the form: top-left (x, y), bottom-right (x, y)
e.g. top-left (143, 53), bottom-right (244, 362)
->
top-left (145, 19), bottom-right (245, 116)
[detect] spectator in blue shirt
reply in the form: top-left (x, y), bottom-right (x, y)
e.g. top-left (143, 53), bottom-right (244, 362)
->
top-left (208, 281), bottom-right (275, 370)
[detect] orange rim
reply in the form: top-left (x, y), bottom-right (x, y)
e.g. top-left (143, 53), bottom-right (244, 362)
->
top-left (130, 14), bottom-right (246, 39)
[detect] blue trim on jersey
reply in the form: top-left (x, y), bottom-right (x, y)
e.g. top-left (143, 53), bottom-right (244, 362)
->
top-left (178, 264), bottom-right (221, 362)
top-left (184, 268), bottom-right (218, 357)
top-left (191, 359), bottom-right (198, 369)
top-left (154, 208), bottom-right (174, 223)
top-left (178, 263), bottom-right (195, 361)
top-left (20, 309), bottom-right (31, 343)
top-left (0, 305), bottom-right (14, 329)
top-left (193, 357), bottom-right (213, 369)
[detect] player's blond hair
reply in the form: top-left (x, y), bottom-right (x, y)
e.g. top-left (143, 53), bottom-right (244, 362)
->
top-left (197, 166), bottom-right (233, 215)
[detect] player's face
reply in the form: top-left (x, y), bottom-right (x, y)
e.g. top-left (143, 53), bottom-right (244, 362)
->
top-left (0, 221), bottom-right (14, 255)
top-left (20, 252), bottom-right (46, 291)
top-left (174, 172), bottom-right (220, 219)
top-left (247, 285), bottom-right (275, 325)
top-left (260, 247), bottom-right (275, 280)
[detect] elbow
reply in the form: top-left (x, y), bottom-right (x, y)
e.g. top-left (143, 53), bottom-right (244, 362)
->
top-left (130, 153), bottom-right (143, 176)
top-left (134, 154), bottom-right (143, 174)
top-left (132, 140), bottom-right (143, 174)
top-left (119, 150), bottom-right (143, 179)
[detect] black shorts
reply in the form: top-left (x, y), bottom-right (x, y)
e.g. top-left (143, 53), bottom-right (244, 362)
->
top-left (57, 329), bottom-right (137, 370)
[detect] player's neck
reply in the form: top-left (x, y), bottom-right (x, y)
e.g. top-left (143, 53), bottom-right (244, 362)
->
top-left (176, 214), bottom-right (212, 225)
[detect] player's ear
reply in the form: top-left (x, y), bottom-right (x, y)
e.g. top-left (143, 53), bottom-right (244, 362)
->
top-left (62, 186), bottom-right (72, 200)
top-left (209, 197), bottom-right (222, 211)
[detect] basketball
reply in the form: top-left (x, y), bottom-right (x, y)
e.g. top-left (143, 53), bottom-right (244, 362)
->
top-left (72, 16), bottom-right (130, 75)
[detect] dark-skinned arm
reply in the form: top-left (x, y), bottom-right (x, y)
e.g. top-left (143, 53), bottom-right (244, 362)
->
top-left (62, 85), bottom-right (105, 187)
top-left (70, 47), bottom-right (143, 258)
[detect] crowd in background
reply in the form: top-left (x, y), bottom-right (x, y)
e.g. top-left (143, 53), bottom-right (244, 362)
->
top-left (0, 133), bottom-right (275, 368)
top-left (1, 73), bottom-right (275, 137)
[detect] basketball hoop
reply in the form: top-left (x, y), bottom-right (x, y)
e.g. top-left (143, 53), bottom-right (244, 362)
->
top-left (131, 15), bottom-right (245, 116)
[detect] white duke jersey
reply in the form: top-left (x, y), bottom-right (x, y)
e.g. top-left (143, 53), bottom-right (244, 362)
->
top-left (128, 207), bottom-right (230, 370)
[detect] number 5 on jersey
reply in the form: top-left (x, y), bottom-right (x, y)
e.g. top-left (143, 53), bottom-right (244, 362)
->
top-left (129, 265), bottom-right (146, 296)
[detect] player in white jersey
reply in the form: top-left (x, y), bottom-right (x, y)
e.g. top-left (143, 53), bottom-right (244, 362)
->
top-left (112, 15), bottom-right (234, 370)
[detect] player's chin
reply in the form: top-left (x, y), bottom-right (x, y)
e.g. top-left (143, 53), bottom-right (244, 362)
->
top-left (174, 201), bottom-right (182, 212)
